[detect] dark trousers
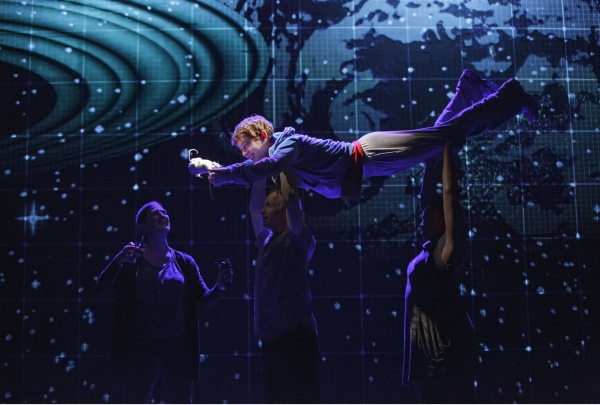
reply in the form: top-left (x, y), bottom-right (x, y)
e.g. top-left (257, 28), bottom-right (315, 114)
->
top-left (416, 339), bottom-right (476, 404)
top-left (416, 372), bottom-right (475, 404)
top-left (360, 73), bottom-right (524, 179)
top-left (261, 326), bottom-right (320, 404)
top-left (122, 334), bottom-right (193, 404)
top-left (421, 69), bottom-right (499, 209)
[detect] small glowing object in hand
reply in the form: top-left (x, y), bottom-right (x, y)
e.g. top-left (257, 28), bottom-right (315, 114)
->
top-left (188, 149), bottom-right (221, 177)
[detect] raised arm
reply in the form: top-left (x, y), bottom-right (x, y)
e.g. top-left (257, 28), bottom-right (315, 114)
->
top-left (249, 179), bottom-right (266, 238)
top-left (280, 169), bottom-right (303, 237)
top-left (420, 158), bottom-right (442, 213)
top-left (440, 142), bottom-right (458, 264)
top-left (180, 254), bottom-right (224, 309)
top-left (97, 243), bottom-right (144, 291)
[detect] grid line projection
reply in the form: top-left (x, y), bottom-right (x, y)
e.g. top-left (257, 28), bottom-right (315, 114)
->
top-left (1, 0), bottom-right (599, 403)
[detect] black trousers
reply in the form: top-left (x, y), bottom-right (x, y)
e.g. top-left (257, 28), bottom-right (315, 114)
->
top-left (415, 345), bottom-right (476, 404)
top-left (261, 326), bottom-right (320, 404)
top-left (122, 334), bottom-right (193, 404)
top-left (416, 372), bottom-right (475, 404)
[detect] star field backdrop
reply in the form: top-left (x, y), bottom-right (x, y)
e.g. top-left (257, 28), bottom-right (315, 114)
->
top-left (1, 0), bottom-right (600, 403)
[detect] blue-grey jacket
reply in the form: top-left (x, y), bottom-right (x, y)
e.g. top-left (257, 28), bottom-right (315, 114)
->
top-left (216, 127), bottom-right (354, 198)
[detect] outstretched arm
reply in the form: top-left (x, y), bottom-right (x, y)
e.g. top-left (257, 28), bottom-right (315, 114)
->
top-left (249, 179), bottom-right (266, 238)
top-left (440, 142), bottom-right (458, 264)
top-left (209, 138), bottom-right (300, 186)
top-left (280, 169), bottom-right (303, 237)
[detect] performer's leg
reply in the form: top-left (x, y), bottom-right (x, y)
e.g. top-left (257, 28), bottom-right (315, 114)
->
top-left (359, 78), bottom-right (537, 178)
top-left (442, 78), bottom-right (539, 137)
top-left (442, 345), bottom-right (476, 404)
top-left (261, 327), bottom-right (320, 404)
top-left (416, 376), bottom-right (445, 404)
top-left (261, 335), bottom-right (292, 403)
top-left (124, 339), bottom-right (164, 403)
top-left (435, 69), bottom-right (499, 126)
top-left (162, 335), bottom-right (193, 404)
top-left (286, 327), bottom-right (321, 404)
top-left (425, 70), bottom-right (495, 205)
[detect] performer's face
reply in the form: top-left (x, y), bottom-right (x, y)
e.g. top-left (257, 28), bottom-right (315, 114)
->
top-left (260, 191), bottom-right (286, 231)
top-left (236, 135), bottom-right (270, 162)
top-left (139, 204), bottom-right (170, 237)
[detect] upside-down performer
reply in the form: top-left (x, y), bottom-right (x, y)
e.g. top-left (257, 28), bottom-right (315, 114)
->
top-left (402, 140), bottom-right (476, 403)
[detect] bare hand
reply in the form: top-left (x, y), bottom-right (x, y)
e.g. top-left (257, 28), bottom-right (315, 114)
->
top-left (216, 258), bottom-right (233, 291)
top-left (115, 242), bottom-right (145, 265)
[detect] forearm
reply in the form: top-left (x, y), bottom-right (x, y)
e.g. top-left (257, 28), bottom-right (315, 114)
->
top-left (280, 171), bottom-right (303, 236)
top-left (219, 144), bottom-right (298, 185)
top-left (439, 142), bottom-right (462, 266)
top-left (203, 285), bottom-right (226, 308)
top-left (442, 142), bottom-right (456, 246)
top-left (96, 259), bottom-right (121, 291)
top-left (222, 161), bottom-right (277, 185)
top-left (442, 143), bottom-right (454, 195)
top-left (279, 168), bottom-right (297, 200)
top-left (420, 159), bottom-right (442, 210)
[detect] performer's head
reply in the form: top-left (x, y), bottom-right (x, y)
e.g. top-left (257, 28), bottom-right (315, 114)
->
top-left (231, 115), bottom-right (274, 162)
top-left (136, 201), bottom-right (170, 243)
top-left (260, 190), bottom-right (287, 233)
top-left (420, 195), bottom-right (445, 240)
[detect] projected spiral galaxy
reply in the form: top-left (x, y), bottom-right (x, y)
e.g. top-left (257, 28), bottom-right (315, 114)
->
top-left (0, 0), bottom-right (269, 174)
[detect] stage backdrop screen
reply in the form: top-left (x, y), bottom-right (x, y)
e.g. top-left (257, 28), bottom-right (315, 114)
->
top-left (1, 0), bottom-right (599, 403)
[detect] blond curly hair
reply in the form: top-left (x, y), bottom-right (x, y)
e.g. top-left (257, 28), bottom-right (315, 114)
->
top-left (231, 115), bottom-right (274, 146)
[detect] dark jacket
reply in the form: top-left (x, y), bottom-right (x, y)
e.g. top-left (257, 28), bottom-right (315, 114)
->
top-left (214, 127), bottom-right (355, 199)
top-left (98, 249), bottom-right (222, 381)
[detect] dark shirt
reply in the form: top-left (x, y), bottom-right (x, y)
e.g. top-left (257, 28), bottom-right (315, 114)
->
top-left (133, 252), bottom-right (187, 339)
top-left (255, 226), bottom-right (317, 340)
top-left (98, 249), bottom-right (223, 381)
top-left (402, 234), bottom-right (474, 383)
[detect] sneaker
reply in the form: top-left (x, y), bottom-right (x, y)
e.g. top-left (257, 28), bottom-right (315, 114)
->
top-left (521, 91), bottom-right (540, 123)
top-left (459, 69), bottom-right (499, 97)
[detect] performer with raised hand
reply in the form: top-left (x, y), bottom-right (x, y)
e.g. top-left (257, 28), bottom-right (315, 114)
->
top-left (97, 201), bottom-right (233, 404)
top-left (249, 173), bottom-right (320, 403)
top-left (402, 141), bottom-right (475, 403)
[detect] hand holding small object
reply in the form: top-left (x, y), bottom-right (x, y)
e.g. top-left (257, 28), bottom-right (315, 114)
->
top-left (216, 258), bottom-right (233, 290)
top-left (115, 242), bottom-right (145, 264)
top-left (188, 149), bottom-right (221, 177)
